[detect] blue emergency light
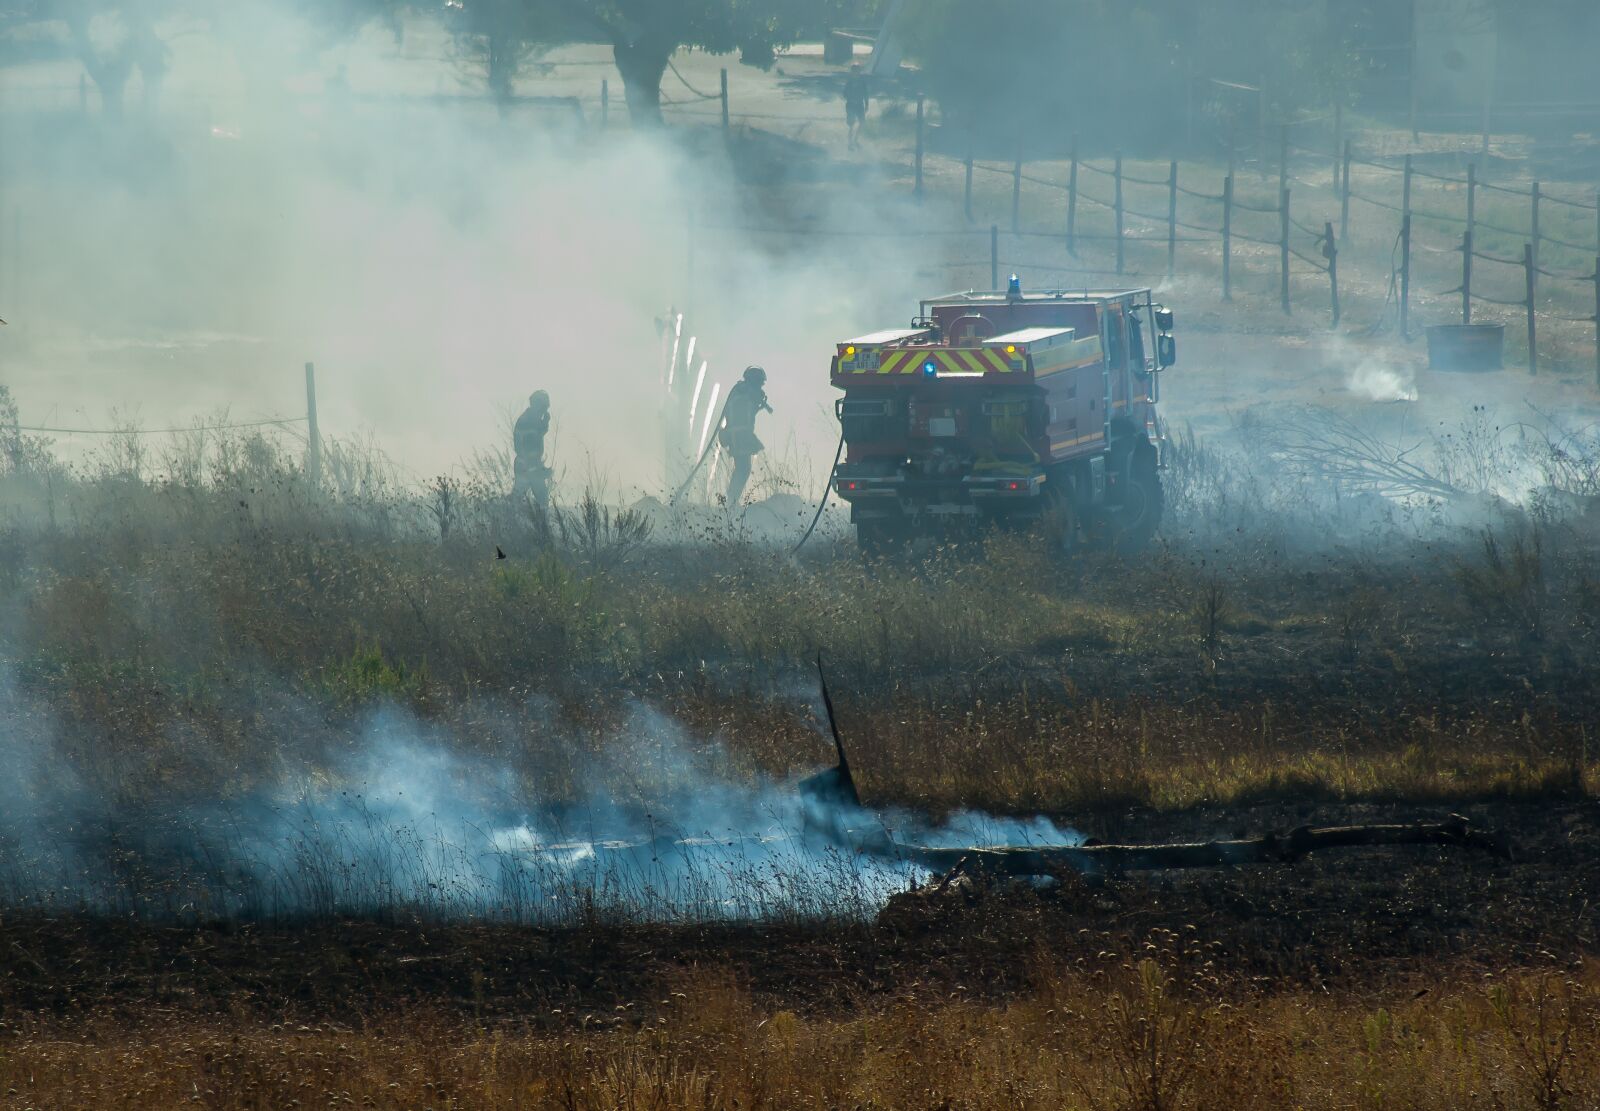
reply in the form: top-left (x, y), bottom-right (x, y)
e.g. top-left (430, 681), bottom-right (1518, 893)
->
top-left (1007, 273), bottom-right (1022, 299)
top-left (923, 360), bottom-right (938, 376)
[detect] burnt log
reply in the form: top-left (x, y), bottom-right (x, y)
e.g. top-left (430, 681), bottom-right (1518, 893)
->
top-left (881, 815), bottom-right (1510, 879)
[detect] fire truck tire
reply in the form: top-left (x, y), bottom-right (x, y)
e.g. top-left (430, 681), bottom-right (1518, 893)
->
top-left (856, 520), bottom-right (908, 558)
top-left (1041, 487), bottom-right (1080, 556)
top-left (1113, 445), bottom-right (1163, 553)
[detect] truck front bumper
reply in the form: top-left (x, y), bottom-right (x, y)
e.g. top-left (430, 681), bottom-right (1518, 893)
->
top-left (832, 469), bottom-right (1046, 517)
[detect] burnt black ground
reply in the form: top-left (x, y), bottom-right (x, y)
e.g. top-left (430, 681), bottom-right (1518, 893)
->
top-left (2, 797), bottom-right (1593, 1026)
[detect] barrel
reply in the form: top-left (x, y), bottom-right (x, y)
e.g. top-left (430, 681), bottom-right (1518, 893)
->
top-left (1426, 324), bottom-right (1504, 372)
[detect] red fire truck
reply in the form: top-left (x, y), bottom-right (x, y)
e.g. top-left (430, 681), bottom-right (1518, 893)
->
top-left (829, 281), bottom-right (1175, 553)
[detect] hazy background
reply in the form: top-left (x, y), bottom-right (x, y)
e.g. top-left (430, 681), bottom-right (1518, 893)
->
top-left (2, 0), bottom-right (1599, 494)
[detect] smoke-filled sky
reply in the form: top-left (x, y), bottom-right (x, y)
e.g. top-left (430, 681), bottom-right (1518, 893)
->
top-left (0, 8), bottom-right (935, 493)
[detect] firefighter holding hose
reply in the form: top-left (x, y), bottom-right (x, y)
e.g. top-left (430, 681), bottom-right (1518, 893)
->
top-left (719, 366), bottom-right (772, 507)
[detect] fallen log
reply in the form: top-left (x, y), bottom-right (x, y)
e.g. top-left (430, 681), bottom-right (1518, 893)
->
top-left (876, 815), bottom-right (1510, 879)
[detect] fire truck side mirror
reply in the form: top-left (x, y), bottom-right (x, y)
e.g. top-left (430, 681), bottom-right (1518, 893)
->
top-left (1157, 334), bottom-right (1177, 368)
top-left (1154, 306), bottom-right (1175, 332)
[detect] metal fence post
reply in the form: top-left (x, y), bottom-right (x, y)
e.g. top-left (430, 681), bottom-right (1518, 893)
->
top-left (1462, 230), bottom-right (1472, 324)
top-left (1280, 187), bottom-right (1291, 314)
top-left (1326, 220), bottom-right (1339, 327)
top-left (720, 68), bottom-right (729, 131)
top-left (1011, 147), bottom-right (1023, 235)
top-left (1594, 257), bottom-right (1599, 390)
top-left (1066, 136), bottom-right (1079, 255)
top-left (1222, 174), bottom-right (1233, 301)
top-left (1114, 149), bottom-right (1125, 275)
top-left (601, 79), bottom-right (609, 127)
top-left (991, 224), bottom-right (999, 289)
top-left (1524, 243), bottom-right (1537, 376)
top-left (1340, 139), bottom-right (1352, 242)
top-left (1167, 159), bottom-right (1178, 279)
top-left (1400, 213), bottom-right (1412, 340)
top-left (914, 95), bottom-right (925, 201)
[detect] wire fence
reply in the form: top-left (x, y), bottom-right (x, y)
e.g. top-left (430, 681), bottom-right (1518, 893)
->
top-left (9, 67), bottom-right (1600, 382)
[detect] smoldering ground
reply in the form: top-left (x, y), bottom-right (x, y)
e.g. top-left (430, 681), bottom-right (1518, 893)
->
top-left (0, 664), bottom-right (1080, 923)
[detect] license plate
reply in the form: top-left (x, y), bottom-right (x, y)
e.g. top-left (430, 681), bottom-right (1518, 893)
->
top-left (928, 417), bottom-right (957, 437)
top-left (855, 349), bottom-right (880, 371)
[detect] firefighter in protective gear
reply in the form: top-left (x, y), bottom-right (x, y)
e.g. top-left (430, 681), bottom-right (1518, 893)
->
top-left (718, 366), bottom-right (771, 507)
top-left (513, 390), bottom-right (552, 506)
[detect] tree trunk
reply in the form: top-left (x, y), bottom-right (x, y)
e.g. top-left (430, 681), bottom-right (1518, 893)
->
top-left (613, 37), bottom-right (671, 128)
top-left (64, 14), bottom-right (132, 121)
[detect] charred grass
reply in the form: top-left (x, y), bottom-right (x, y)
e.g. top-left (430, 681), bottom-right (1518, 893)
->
top-left (3, 418), bottom-right (1600, 1105)
top-left (0, 425), bottom-right (1598, 819)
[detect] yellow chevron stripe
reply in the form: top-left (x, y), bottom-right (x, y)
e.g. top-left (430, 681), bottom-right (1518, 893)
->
top-left (878, 352), bottom-right (911, 375)
top-left (982, 349), bottom-right (1012, 374)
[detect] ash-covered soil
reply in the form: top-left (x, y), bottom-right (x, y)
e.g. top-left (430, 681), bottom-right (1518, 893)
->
top-left (3, 797), bottom-right (1593, 1025)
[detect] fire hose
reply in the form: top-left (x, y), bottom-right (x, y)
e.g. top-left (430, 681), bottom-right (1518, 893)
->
top-left (789, 426), bottom-right (846, 555)
top-left (668, 397), bottom-right (731, 505)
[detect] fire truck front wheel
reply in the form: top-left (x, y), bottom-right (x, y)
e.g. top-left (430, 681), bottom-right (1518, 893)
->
top-left (1112, 445), bottom-right (1164, 553)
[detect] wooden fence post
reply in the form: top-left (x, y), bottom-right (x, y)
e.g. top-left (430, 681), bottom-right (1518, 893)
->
top-left (1402, 154), bottom-right (1413, 230)
top-left (1466, 162), bottom-right (1477, 244)
top-left (1114, 149), bottom-right (1125, 275)
top-left (1340, 139), bottom-right (1352, 242)
top-left (720, 68), bottom-right (729, 131)
top-left (1530, 181), bottom-right (1541, 274)
top-left (1166, 159), bottom-right (1178, 279)
top-left (1278, 123), bottom-right (1289, 201)
top-left (964, 143), bottom-right (974, 223)
top-left (1280, 187), bottom-right (1291, 314)
top-left (991, 224), bottom-right (999, 289)
top-left (1326, 220), bottom-right (1339, 327)
top-left (1462, 230), bottom-right (1473, 324)
top-left (1333, 102), bottom-right (1342, 191)
top-left (1066, 136), bottom-right (1079, 255)
top-left (914, 95), bottom-right (925, 201)
top-left (1400, 213), bottom-right (1412, 339)
top-left (1257, 77), bottom-right (1267, 180)
top-left (1222, 174), bottom-right (1233, 301)
top-left (1012, 147), bottom-right (1022, 235)
top-left (601, 79), bottom-right (609, 127)
top-left (1524, 243), bottom-right (1537, 376)
top-left (305, 362), bottom-right (322, 490)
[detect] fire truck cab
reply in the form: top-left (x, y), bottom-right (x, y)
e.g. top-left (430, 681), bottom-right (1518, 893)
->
top-left (829, 283), bottom-right (1176, 553)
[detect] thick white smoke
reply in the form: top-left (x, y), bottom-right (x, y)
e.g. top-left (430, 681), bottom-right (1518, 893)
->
top-left (0, 671), bottom-right (1079, 923)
